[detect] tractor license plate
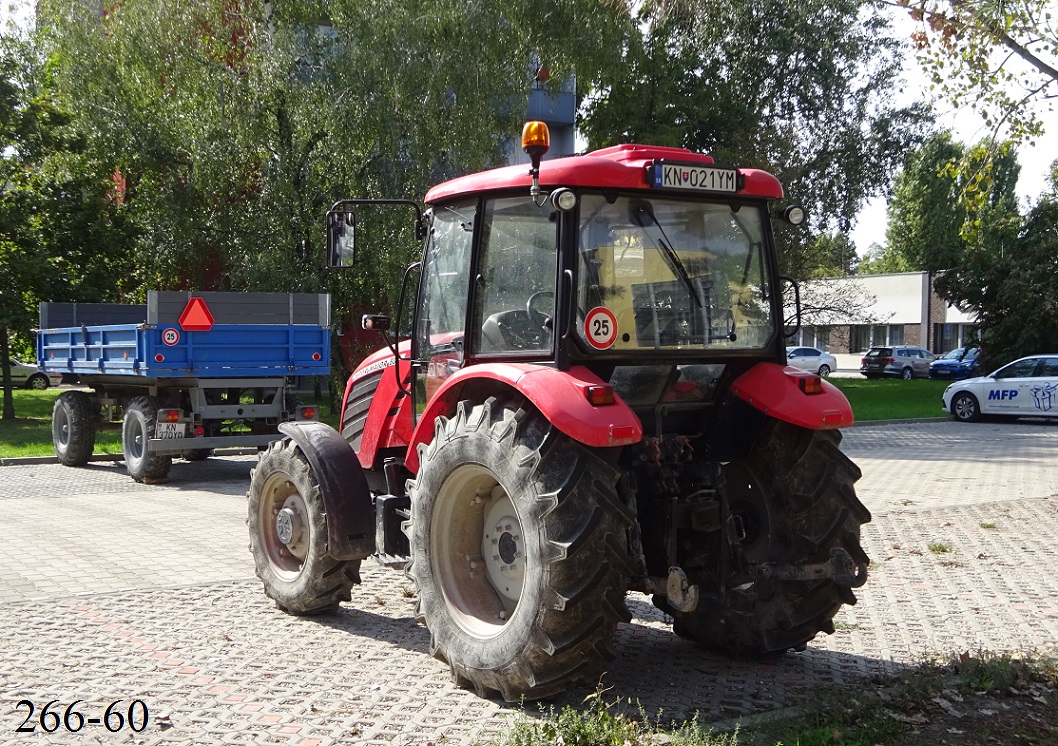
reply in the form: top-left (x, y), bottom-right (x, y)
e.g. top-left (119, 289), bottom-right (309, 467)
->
top-left (651, 163), bottom-right (739, 193)
top-left (155, 422), bottom-right (185, 439)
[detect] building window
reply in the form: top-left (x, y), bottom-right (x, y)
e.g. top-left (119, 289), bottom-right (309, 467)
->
top-left (794, 325), bottom-right (829, 349)
top-left (850, 324), bottom-right (903, 351)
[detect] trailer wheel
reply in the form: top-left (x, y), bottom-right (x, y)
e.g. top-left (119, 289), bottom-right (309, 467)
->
top-left (664, 419), bottom-right (870, 657)
top-left (122, 396), bottom-right (172, 483)
top-left (52, 390), bottom-right (97, 466)
top-left (247, 438), bottom-right (361, 614)
top-left (407, 396), bottom-right (634, 701)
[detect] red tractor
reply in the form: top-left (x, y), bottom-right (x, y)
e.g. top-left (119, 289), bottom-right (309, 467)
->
top-left (247, 122), bottom-right (870, 701)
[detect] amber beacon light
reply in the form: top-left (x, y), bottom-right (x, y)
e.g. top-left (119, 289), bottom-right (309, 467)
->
top-left (522, 121), bottom-right (550, 205)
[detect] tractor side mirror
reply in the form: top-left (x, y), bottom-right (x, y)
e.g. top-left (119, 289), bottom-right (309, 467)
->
top-left (327, 210), bottom-right (356, 268)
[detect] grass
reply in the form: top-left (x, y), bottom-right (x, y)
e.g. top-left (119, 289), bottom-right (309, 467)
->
top-left (0, 389), bottom-right (123, 459)
top-left (0, 388), bottom-right (338, 459)
top-left (828, 377), bottom-right (951, 421)
top-left (1, 376), bottom-right (948, 458)
top-left (486, 652), bottom-right (1058, 746)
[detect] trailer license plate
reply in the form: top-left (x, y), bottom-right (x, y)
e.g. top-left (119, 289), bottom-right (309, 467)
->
top-left (156, 422), bottom-right (185, 439)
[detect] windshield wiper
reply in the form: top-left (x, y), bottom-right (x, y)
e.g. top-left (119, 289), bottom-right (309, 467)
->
top-left (630, 201), bottom-right (702, 308)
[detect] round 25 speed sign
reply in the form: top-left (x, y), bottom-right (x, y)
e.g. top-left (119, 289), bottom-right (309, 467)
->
top-left (584, 307), bottom-right (618, 350)
top-left (162, 328), bottom-right (181, 346)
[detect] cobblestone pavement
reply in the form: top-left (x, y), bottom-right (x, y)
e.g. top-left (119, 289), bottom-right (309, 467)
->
top-left (1, 420), bottom-right (1057, 745)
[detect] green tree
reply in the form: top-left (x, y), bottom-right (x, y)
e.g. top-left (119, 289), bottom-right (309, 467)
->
top-left (579, 0), bottom-right (933, 279)
top-left (885, 132), bottom-right (966, 271)
top-left (0, 32), bottom-right (136, 419)
top-left (805, 232), bottom-right (858, 278)
top-left (857, 241), bottom-right (912, 274)
top-left (40, 0), bottom-right (631, 321)
top-left (883, 0), bottom-right (1057, 147)
top-left (936, 195), bottom-right (1058, 368)
top-left (885, 133), bottom-right (1020, 272)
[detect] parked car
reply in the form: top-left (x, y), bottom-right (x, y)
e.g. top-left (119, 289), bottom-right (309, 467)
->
top-left (8, 358), bottom-right (63, 389)
top-left (929, 347), bottom-right (981, 380)
top-left (860, 345), bottom-right (936, 380)
top-left (785, 346), bottom-right (838, 376)
top-left (943, 355), bottom-right (1058, 422)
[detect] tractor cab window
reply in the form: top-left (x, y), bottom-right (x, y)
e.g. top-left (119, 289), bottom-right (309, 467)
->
top-left (576, 194), bottom-right (773, 352)
top-left (471, 197), bottom-right (559, 355)
top-left (415, 200), bottom-right (476, 405)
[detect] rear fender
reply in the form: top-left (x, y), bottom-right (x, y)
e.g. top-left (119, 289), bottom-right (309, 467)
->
top-left (729, 362), bottom-right (854, 430)
top-left (405, 363), bottom-right (643, 472)
top-left (278, 421), bottom-right (375, 560)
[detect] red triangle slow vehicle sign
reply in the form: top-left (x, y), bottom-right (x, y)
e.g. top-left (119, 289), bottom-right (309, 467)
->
top-left (178, 297), bottom-right (215, 331)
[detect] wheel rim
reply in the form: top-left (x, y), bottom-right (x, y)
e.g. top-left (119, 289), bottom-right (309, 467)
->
top-left (954, 395), bottom-right (976, 420)
top-left (722, 463), bottom-right (772, 565)
top-left (818, 365), bottom-right (831, 377)
top-left (126, 417), bottom-right (145, 461)
top-left (258, 472), bottom-right (309, 578)
top-left (55, 406), bottom-right (71, 448)
top-left (31, 377), bottom-right (47, 390)
top-left (902, 368), bottom-right (913, 380)
top-left (431, 464), bottom-right (524, 639)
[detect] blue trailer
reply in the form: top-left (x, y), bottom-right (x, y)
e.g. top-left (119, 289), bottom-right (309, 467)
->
top-left (37, 291), bottom-right (330, 483)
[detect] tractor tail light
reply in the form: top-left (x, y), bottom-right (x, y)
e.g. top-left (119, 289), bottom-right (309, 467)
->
top-left (585, 385), bottom-right (615, 406)
top-left (160, 409), bottom-right (183, 423)
top-left (798, 374), bottom-right (824, 395)
top-left (297, 405), bottom-right (318, 421)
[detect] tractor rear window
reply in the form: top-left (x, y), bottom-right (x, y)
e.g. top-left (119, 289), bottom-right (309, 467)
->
top-left (575, 194), bottom-right (773, 352)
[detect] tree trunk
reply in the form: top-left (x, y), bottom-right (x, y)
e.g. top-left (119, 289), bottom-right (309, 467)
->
top-left (1, 327), bottom-right (15, 421)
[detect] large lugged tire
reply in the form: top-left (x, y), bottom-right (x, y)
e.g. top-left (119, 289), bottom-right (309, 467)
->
top-left (122, 396), bottom-right (172, 483)
top-left (247, 438), bottom-right (361, 614)
top-left (52, 391), bottom-right (97, 466)
top-left (407, 396), bottom-right (634, 701)
top-left (667, 418), bottom-right (870, 657)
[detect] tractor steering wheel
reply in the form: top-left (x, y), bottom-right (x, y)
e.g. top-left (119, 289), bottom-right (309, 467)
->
top-left (526, 291), bottom-right (555, 339)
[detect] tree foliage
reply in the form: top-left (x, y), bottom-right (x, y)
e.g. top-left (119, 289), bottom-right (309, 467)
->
top-left (580, 0), bottom-right (933, 279)
top-left (39, 0), bottom-right (631, 324)
top-left (885, 131), bottom-right (1020, 273)
top-left (0, 31), bottom-right (137, 419)
top-left (936, 195), bottom-right (1058, 368)
top-left (883, 0), bottom-right (1057, 147)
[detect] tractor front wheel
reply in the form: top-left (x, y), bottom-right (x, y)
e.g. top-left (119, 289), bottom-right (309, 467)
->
top-left (247, 438), bottom-right (361, 614)
top-left (665, 419), bottom-right (870, 657)
top-left (407, 396), bottom-right (634, 701)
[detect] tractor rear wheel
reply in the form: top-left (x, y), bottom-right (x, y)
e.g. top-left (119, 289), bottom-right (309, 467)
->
top-left (406, 396), bottom-right (634, 701)
top-left (665, 419), bottom-right (870, 657)
top-left (247, 438), bottom-right (361, 614)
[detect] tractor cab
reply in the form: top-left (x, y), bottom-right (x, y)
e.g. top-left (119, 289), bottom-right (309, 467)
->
top-left (329, 122), bottom-right (805, 439)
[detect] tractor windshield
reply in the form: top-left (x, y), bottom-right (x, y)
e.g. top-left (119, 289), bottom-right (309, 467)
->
top-left (576, 193), bottom-right (773, 352)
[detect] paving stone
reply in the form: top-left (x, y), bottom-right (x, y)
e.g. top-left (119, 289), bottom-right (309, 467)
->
top-left (1, 423), bottom-right (1057, 743)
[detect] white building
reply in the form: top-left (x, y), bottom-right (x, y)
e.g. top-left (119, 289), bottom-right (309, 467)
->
top-left (790, 271), bottom-right (977, 355)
